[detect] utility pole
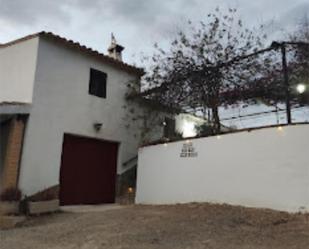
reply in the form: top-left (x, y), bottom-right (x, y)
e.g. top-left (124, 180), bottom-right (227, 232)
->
top-left (281, 43), bottom-right (292, 124)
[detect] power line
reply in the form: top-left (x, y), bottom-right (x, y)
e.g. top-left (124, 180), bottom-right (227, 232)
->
top-left (220, 105), bottom-right (309, 121)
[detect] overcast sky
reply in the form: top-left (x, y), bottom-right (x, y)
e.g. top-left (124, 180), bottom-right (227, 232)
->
top-left (1, 0), bottom-right (309, 66)
top-left (1, 0), bottom-right (308, 126)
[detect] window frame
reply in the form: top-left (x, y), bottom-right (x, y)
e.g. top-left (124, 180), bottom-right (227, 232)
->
top-left (89, 68), bottom-right (107, 98)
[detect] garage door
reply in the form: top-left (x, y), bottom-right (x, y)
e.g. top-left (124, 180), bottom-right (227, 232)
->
top-left (59, 134), bottom-right (118, 205)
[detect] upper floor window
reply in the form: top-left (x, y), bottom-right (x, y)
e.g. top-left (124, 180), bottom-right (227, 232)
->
top-left (89, 68), bottom-right (107, 98)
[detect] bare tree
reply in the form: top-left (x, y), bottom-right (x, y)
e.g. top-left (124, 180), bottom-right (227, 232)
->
top-left (141, 8), bottom-right (270, 133)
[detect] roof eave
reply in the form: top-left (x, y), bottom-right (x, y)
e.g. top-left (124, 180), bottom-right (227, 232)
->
top-left (0, 31), bottom-right (145, 77)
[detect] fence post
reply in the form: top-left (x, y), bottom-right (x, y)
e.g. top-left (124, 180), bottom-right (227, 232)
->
top-left (281, 43), bottom-right (292, 124)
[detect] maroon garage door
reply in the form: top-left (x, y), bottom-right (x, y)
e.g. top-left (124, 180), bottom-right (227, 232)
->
top-left (59, 134), bottom-right (118, 206)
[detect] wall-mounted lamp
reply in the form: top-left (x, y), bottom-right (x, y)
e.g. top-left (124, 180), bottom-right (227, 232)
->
top-left (182, 120), bottom-right (197, 138)
top-left (93, 122), bottom-right (103, 132)
top-left (128, 187), bottom-right (134, 194)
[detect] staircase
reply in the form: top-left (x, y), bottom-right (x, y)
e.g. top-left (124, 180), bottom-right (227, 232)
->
top-left (116, 156), bottom-right (138, 204)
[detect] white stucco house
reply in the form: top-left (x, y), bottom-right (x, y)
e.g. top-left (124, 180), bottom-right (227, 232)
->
top-left (0, 32), bottom-right (205, 205)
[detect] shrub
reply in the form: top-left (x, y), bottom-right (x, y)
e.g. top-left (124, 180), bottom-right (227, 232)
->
top-left (28, 188), bottom-right (58, 202)
top-left (31, 192), bottom-right (55, 201)
top-left (0, 188), bottom-right (22, 201)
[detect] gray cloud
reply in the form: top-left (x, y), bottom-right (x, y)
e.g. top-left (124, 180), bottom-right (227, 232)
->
top-left (0, 0), bottom-right (70, 25)
top-left (0, 0), bottom-right (308, 64)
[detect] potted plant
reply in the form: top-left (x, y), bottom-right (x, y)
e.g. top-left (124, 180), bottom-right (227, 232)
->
top-left (0, 188), bottom-right (22, 215)
top-left (27, 191), bottom-right (59, 215)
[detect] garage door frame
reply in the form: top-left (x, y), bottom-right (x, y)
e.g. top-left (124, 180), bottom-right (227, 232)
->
top-left (59, 133), bottom-right (119, 205)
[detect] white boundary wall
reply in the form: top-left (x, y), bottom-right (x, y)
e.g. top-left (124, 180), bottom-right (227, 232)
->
top-left (136, 124), bottom-right (309, 212)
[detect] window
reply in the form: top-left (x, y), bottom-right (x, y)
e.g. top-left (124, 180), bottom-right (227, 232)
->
top-left (89, 68), bottom-right (107, 98)
top-left (163, 117), bottom-right (176, 138)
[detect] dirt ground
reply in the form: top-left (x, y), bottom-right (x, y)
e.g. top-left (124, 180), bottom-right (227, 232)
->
top-left (1, 203), bottom-right (309, 249)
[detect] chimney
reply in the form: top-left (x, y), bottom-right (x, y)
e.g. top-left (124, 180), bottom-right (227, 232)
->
top-left (107, 33), bottom-right (124, 61)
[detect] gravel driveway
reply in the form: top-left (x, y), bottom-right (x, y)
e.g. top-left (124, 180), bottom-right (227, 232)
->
top-left (1, 203), bottom-right (309, 249)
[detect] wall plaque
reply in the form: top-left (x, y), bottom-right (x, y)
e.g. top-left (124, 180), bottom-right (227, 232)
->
top-left (180, 141), bottom-right (198, 157)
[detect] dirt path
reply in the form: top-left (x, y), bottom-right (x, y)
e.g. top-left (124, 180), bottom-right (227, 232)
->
top-left (1, 203), bottom-right (309, 249)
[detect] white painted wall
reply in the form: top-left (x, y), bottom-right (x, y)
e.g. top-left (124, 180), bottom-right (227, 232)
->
top-left (18, 37), bottom-right (144, 195)
top-left (0, 38), bottom-right (39, 103)
top-left (136, 124), bottom-right (309, 213)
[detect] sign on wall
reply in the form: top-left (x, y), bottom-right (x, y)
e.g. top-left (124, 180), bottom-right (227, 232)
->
top-left (180, 141), bottom-right (198, 157)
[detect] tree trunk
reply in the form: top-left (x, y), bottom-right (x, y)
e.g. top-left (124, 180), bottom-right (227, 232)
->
top-left (212, 105), bottom-right (221, 134)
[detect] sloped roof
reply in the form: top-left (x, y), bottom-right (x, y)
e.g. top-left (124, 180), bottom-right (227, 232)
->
top-left (0, 31), bottom-right (144, 76)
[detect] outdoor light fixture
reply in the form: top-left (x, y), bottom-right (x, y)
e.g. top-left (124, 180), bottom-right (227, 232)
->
top-left (182, 120), bottom-right (197, 138)
top-left (216, 135), bottom-right (221, 140)
top-left (128, 187), bottom-right (134, 194)
top-left (162, 121), bottom-right (167, 126)
top-left (277, 126), bottom-right (283, 131)
top-left (93, 122), bottom-right (103, 131)
top-left (296, 84), bottom-right (306, 94)
top-left (163, 143), bottom-right (168, 147)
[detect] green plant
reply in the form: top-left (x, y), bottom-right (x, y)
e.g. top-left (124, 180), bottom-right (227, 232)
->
top-left (196, 123), bottom-right (215, 136)
top-left (28, 191), bottom-right (56, 202)
top-left (25, 185), bottom-right (59, 203)
top-left (0, 187), bottom-right (22, 201)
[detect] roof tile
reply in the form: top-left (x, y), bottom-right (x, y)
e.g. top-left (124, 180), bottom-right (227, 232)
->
top-left (0, 31), bottom-right (144, 76)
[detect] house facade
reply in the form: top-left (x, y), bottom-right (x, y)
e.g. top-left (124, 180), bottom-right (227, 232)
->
top-left (0, 32), bottom-right (205, 205)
